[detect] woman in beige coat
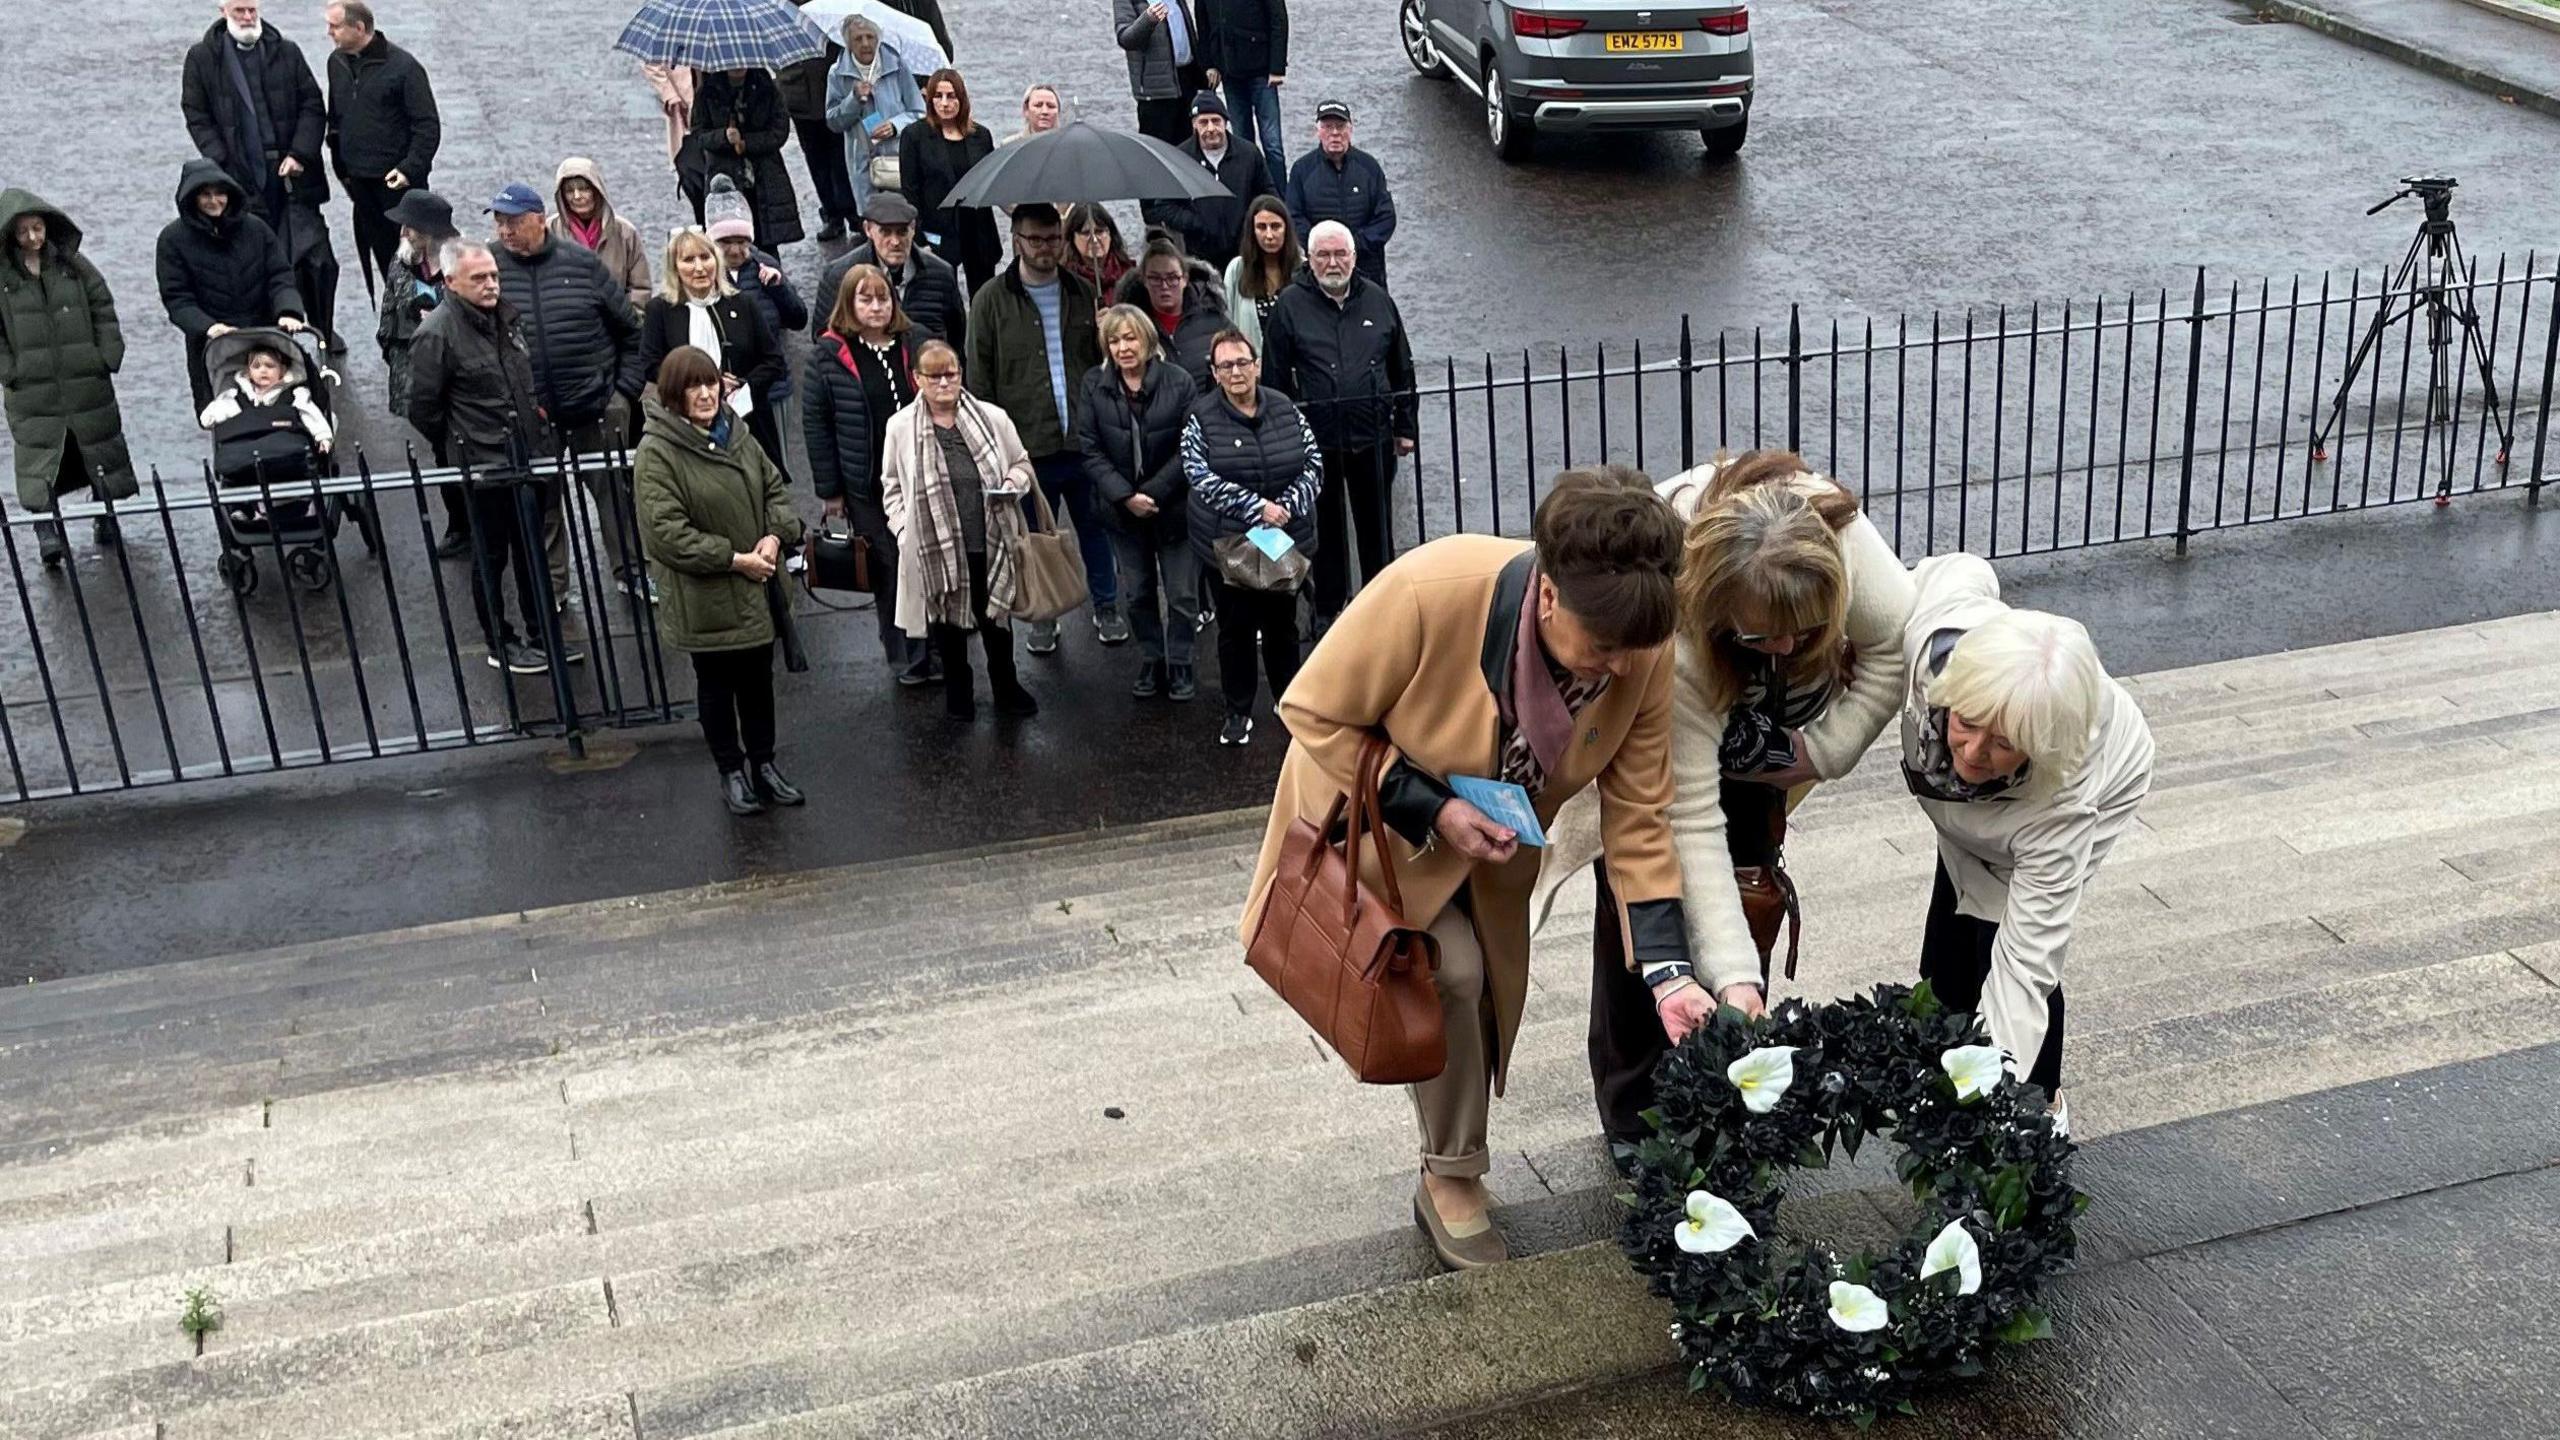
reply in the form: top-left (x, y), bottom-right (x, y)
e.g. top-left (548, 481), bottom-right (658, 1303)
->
top-left (1243, 466), bottom-right (1710, 1272)
top-left (1540, 450), bottom-right (1917, 1159)
top-left (1899, 552), bottom-right (2153, 1132)
top-left (549, 158), bottom-right (655, 314)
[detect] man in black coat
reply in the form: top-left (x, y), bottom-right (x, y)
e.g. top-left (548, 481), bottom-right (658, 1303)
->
top-left (181, 0), bottom-right (341, 346)
top-left (1145, 91), bottom-right (1271, 272)
top-left (323, 2), bottom-right (439, 295)
top-left (407, 239), bottom-right (567, 674)
top-left (1260, 221), bottom-right (1417, 633)
top-left (154, 159), bottom-right (308, 409)
top-left (815, 193), bottom-right (967, 354)
top-left (1283, 101), bottom-right (1395, 290)
top-left (1198, 0), bottom-right (1289, 182)
top-left (487, 183), bottom-right (643, 609)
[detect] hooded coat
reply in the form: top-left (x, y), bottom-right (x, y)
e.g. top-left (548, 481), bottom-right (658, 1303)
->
top-left (491, 231), bottom-right (642, 427)
top-left (155, 160), bottom-right (304, 340)
top-left (1113, 258), bottom-right (1230, 388)
top-left (548, 158), bottom-right (655, 313)
top-left (633, 394), bottom-right (804, 653)
top-left (179, 19), bottom-right (330, 216)
top-left (0, 192), bottom-right (139, 509)
top-left (687, 69), bottom-right (805, 247)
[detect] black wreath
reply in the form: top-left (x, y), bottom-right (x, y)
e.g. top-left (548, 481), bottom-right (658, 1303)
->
top-left (1618, 981), bottom-right (2086, 1426)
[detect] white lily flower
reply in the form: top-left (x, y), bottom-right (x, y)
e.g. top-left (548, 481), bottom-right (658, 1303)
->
top-left (1725, 1045), bottom-right (1798, 1114)
top-left (1941, 1044), bottom-right (2007, 1101)
top-left (1674, 1190), bottom-right (1755, 1254)
top-left (1828, 1281), bottom-right (1890, 1332)
top-left (1920, 1218), bottom-right (1983, 1296)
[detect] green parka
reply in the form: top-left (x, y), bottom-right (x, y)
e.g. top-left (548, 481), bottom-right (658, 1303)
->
top-left (0, 191), bottom-right (138, 510)
top-left (633, 394), bottom-right (805, 653)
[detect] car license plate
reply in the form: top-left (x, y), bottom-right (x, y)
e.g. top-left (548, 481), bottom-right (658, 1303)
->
top-left (1605, 31), bottom-right (1684, 52)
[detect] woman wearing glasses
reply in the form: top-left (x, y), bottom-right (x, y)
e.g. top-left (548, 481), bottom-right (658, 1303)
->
top-left (1180, 328), bottom-right (1320, 747)
top-left (899, 68), bottom-right (1002, 296)
top-left (1539, 450), bottom-right (1917, 1164)
top-left (880, 339), bottom-right (1042, 720)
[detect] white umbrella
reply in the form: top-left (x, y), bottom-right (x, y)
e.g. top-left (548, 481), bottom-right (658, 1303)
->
top-left (795, 0), bottom-right (949, 73)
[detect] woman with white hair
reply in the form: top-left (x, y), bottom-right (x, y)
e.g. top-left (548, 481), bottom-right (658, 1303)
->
top-left (1899, 552), bottom-right (2154, 1128)
top-left (825, 15), bottom-right (927, 221)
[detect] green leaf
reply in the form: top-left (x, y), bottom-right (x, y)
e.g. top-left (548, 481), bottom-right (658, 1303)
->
top-left (1843, 1254), bottom-right (1873, 1285)
top-left (1616, 1190), bottom-right (1642, 1209)
top-left (2072, 1192), bottom-right (2093, 1216)
top-left (1903, 978), bottom-right (1943, 1020)
top-left (1852, 1408), bottom-right (1879, 1431)
top-left (1796, 1142), bottom-right (1829, 1168)
top-left (1637, 1106), bottom-right (1665, 1133)
top-left (1896, 1400), bottom-right (1920, 1416)
top-left (1996, 1309), bottom-right (2055, 1345)
top-left (1839, 1122), bottom-right (1866, 1163)
top-left (1687, 1364), bottom-right (1710, 1393)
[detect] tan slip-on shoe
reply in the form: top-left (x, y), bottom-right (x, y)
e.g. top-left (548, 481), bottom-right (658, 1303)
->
top-left (1414, 1179), bottom-right (1511, 1270)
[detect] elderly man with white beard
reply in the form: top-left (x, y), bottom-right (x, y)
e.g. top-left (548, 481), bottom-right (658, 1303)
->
top-left (180, 0), bottom-right (342, 348)
top-left (1258, 220), bottom-right (1417, 640)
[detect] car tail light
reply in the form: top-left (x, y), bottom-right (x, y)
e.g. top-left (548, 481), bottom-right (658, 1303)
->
top-left (1701, 8), bottom-right (1749, 34)
top-left (1512, 12), bottom-right (1588, 38)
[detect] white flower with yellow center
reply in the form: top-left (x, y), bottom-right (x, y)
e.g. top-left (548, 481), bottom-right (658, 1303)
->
top-left (1725, 1045), bottom-right (1798, 1114)
top-left (1828, 1281), bottom-right (1890, 1332)
top-left (1920, 1218), bottom-right (1983, 1295)
top-left (1674, 1190), bottom-right (1754, 1254)
top-left (1941, 1044), bottom-right (2007, 1101)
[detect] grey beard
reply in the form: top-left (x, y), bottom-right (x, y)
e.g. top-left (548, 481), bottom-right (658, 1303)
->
top-left (227, 19), bottom-right (264, 44)
top-left (1317, 274), bottom-right (1352, 297)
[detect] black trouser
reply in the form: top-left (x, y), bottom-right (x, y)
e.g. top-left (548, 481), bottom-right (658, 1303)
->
top-left (1135, 95), bottom-right (1191, 147)
top-left (1588, 778), bottom-right (1789, 1142)
top-left (791, 116), bottom-right (857, 225)
top-left (1918, 860), bottom-right (2066, 1094)
top-left (296, 250), bottom-right (340, 349)
top-left (465, 480), bottom-right (548, 650)
top-left (861, 540), bottom-right (933, 674)
top-left (931, 551), bottom-right (1020, 705)
top-left (1212, 574), bottom-right (1302, 717)
top-left (342, 175), bottom-right (407, 291)
top-left (1310, 443), bottom-right (1391, 621)
top-left (691, 641), bottom-right (777, 773)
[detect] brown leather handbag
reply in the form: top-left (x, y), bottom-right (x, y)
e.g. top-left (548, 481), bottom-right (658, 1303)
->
top-left (1736, 802), bottom-right (1802, 983)
top-left (1245, 737), bottom-right (1448, 1084)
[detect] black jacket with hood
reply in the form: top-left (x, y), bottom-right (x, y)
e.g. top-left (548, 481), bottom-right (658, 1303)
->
top-left (1260, 268), bottom-right (1417, 453)
top-left (154, 160), bottom-right (303, 341)
top-left (1076, 356), bottom-right (1198, 541)
top-left (1113, 259), bottom-right (1230, 390)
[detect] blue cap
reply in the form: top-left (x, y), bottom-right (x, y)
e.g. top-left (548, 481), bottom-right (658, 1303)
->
top-left (484, 182), bottom-right (545, 217)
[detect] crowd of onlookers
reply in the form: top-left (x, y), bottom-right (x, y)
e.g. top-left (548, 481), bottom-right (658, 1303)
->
top-left (0, 0), bottom-right (1449, 813)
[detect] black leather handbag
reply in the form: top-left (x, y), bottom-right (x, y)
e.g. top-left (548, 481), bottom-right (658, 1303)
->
top-left (804, 527), bottom-right (872, 594)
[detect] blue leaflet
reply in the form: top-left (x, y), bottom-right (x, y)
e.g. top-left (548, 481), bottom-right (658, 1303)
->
top-left (1447, 775), bottom-right (1546, 848)
top-left (1245, 525), bottom-right (1296, 561)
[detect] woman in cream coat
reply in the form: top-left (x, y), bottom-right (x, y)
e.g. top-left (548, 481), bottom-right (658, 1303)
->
top-left (1540, 451), bottom-right (1917, 1154)
top-left (1898, 552), bottom-right (2153, 1128)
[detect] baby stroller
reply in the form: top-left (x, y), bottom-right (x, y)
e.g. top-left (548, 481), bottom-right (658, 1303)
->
top-left (204, 327), bottom-right (383, 596)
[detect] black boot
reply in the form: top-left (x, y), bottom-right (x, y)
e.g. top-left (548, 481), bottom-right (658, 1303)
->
top-left (994, 680), bottom-right (1040, 717)
top-left (1131, 661), bottom-right (1163, 699)
top-left (35, 520), bottom-right (67, 568)
top-left (721, 768), bottom-right (766, 816)
top-left (93, 515), bottom-right (121, 548)
top-left (751, 762), bottom-right (806, 807)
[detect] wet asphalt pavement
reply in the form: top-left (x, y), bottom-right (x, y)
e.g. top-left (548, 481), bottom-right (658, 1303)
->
top-left (6, 0), bottom-right (2560, 972)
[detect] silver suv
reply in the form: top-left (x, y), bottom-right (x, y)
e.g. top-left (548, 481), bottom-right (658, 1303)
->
top-left (1399, 0), bottom-right (1755, 162)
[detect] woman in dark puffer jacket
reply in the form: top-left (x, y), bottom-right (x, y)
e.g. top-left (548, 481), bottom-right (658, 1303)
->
top-left (1076, 303), bottom-right (1200, 701)
top-left (804, 262), bottom-right (933, 686)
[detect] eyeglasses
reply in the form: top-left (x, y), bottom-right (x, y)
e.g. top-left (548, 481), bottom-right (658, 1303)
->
top-left (1016, 232), bottom-right (1064, 247)
top-left (1731, 627), bottom-right (1818, 647)
top-left (916, 370), bottom-right (961, 382)
top-left (1143, 272), bottom-right (1186, 286)
top-left (1211, 358), bottom-right (1257, 374)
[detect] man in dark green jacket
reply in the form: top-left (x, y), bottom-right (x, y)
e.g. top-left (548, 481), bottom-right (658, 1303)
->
top-left (964, 206), bottom-right (1120, 651)
top-left (0, 191), bottom-right (139, 567)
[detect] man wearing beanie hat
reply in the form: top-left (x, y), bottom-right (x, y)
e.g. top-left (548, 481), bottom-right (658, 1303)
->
top-left (1145, 89), bottom-right (1269, 271)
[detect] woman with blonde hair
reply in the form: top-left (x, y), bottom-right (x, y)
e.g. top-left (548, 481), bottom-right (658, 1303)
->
top-left (1077, 303), bottom-right (1201, 700)
top-left (638, 228), bottom-right (786, 483)
top-left (1897, 553), bottom-right (2153, 1130)
top-left (1538, 449), bottom-right (1917, 1165)
top-left (880, 339), bottom-right (1042, 721)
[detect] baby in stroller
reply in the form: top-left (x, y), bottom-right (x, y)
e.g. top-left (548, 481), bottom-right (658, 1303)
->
top-left (199, 331), bottom-right (334, 527)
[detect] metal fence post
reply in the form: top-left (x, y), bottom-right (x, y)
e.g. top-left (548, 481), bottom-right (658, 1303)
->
top-left (2532, 270), bottom-right (2560, 504)
top-left (1786, 304), bottom-right (1803, 453)
top-left (2173, 268), bottom-right (2209, 555)
top-left (1679, 315), bottom-right (1697, 472)
top-left (520, 462), bottom-right (586, 760)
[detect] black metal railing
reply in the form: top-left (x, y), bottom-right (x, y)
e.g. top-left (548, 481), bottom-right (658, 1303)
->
top-left (4, 256), bottom-right (2555, 803)
top-left (0, 449), bottom-right (678, 803)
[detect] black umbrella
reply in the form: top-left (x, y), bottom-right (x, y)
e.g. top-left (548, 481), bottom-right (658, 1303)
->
top-left (941, 122), bottom-right (1232, 209)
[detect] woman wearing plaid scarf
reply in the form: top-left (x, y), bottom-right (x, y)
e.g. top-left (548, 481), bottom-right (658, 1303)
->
top-left (880, 338), bottom-right (1041, 721)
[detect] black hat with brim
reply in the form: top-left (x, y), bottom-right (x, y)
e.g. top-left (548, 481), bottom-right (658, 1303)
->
top-left (383, 189), bottom-right (457, 238)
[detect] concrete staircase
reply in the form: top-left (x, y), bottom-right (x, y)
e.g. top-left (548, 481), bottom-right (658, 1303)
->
top-left (7, 612), bottom-right (2560, 1439)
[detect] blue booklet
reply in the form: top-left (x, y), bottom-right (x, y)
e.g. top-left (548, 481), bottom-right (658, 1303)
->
top-left (1245, 525), bottom-right (1296, 561)
top-left (1447, 775), bottom-right (1546, 848)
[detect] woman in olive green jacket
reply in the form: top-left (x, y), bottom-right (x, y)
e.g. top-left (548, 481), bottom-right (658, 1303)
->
top-left (0, 190), bottom-right (139, 568)
top-left (634, 345), bottom-right (808, 817)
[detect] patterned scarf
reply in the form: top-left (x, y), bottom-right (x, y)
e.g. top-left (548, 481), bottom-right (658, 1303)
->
top-left (1902, 627), bottom-right (2024, 802)
top-left (906, 395), bottom-right (1028, 629)
top-left (1497, 572), bottom-right (1610, 795)
top-left (1719, 648), bottom-right (1842, 774)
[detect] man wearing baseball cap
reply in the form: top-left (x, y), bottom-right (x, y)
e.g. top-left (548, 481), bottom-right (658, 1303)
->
top-left (1146, 89), bottom-right (1270, 271)
top-left (1284, 100), bottom-right (1394, 288)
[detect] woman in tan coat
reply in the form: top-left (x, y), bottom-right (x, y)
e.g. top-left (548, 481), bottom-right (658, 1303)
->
top-left (1242, 466), bottom-right (1711, 1271)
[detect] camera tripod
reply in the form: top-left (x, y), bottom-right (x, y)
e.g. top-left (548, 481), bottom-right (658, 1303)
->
top-left (2310, 176), bottom-right (2515, 502)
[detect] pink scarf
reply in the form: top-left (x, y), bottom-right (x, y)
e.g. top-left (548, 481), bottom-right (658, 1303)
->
top-left (1505, 567), bottom-right (1580, 787)
top-left (563, 211), bottom-right (605, 250)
